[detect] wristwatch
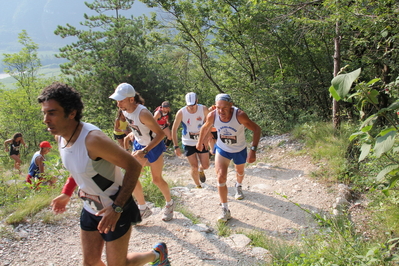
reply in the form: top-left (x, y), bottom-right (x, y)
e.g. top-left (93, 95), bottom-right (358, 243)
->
top-left (174, 145), bottom-right (180, 150)
top-left (141, 148), bottom-right (148, 154)
top-left (250, 146), bottom-right (257, 152)
top-left (112, 203), bottom-right (123, 213)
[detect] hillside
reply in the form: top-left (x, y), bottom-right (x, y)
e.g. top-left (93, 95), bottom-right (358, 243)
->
top-left (0, 134), bottom-right (346, 265)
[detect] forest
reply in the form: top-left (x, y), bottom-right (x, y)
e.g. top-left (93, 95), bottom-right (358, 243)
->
top-left (1, 0), bottom-right (399, 264)
top-left (1, 0), bottom-right (399, 143)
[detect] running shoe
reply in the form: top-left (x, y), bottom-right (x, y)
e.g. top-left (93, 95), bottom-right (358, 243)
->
top-left (235, 185), bottom-right (244, 200)
top-left (196, 185), bottom-right (202, 189)
top-left (162, 201), bottom-right (174, 221)
top-left (199, 171), bottom-right (206, 183)
top-left (218, 207), bottom-right (232, 222)
top-left (150, 242), bottom-right (170, 266)
top-left (140, 206), bottom-right (153, 219)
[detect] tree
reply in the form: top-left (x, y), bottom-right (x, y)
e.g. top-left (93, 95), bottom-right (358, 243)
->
top-left (54, 0), bottom-right (180, 128)
top-left (2, 30), bottom-right (42, 102)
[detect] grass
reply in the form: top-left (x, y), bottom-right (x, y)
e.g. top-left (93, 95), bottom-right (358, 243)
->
top-left (1, 121), bottom-right (399, 265)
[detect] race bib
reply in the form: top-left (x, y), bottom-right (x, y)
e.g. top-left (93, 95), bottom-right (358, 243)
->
top-left (220, 135), bottom-right (237, 145)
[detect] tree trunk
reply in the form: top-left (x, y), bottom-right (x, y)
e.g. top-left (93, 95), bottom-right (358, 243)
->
top-left (333, 20), bottom-right (341, 129)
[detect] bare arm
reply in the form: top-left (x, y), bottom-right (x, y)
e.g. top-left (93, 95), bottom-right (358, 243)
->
top-left (113, 119), bottom-right (121, 132)
top-left (237, 110), bottom-right (261, 163)
top-left (4, 139), bottom-right (12, 151)
top-left (136, 109), bottom-right (165, 152)
top-left (171, 110), bottom-right (183, 156)
top-left (36, 155), bottom-right (45, 175)
top-left (196, 111), bottom-right (215, 151)
top-left (86, 130), bottom-right (142, 233)
top-left (153, 110), bottom-right (161, 121)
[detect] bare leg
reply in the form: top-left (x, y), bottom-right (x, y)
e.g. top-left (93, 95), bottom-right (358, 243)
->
top-left (149, 155), bottom-right (171, 202)
top-left (186, 154), bottom-right (200, 186)
top-left (105, 227), bottom-right (157, 266)
top-left (10, 154), bottom-right (21, 173)
top-left (214, 153), bottom-right (230, 203)
top-left (80, 230), bottom-right (106, 266)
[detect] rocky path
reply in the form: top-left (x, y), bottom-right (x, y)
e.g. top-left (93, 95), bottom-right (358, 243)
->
top-left (0, 134), bottom-right (337, 266)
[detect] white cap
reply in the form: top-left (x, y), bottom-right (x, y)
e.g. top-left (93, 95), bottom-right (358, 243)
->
top-left (185, 92), bottom-right (197, 106)
top-left (109, 83), bottom-right (136, 101)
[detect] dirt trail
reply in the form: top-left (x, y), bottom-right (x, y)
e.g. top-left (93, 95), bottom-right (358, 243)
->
top-left (0, 134), bottom-right (337, 266)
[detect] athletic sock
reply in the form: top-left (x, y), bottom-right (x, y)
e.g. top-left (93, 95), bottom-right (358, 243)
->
top-left (222, 202), bottom-right (228, 209)
top-left (166, 199), bottom-right (174, 206)
top-left (138, 204), bottom-right (147, 210)
top-left (152, 249), bottom-right (160, 261)
top-left (236, 182), bottom-right (242, 187)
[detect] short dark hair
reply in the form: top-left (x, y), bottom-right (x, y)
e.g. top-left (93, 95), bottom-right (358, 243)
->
top-left (37, 82), bottom-right (84, 122)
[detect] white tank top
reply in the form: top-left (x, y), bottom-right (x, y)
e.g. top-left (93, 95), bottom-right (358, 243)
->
top-left (180, 104), bottom-right (206, 146)
top-left (59, 122), bottom-right (122, 215)
top-left (214, 107), bottom-right (246, 153)
top-left (123, 105), bottom-right (154, 146)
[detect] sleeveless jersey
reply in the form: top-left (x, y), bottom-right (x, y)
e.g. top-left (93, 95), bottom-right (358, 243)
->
top-left (123, 105), bottom-right (154, 146)
top-left (214, 106), bottom-right (246, 153)
top-left (113, 119), bottom-right (128, 136)
top-left (28, 152), bottom-right (43, 178)
top-left (180, 104), bottom-right (205, 146)
top-left (9, 140), bottom-right (21, 156)
top-left (155, 106), bottom-right (169, 126)
top-left (58, 122), bottom-right (122, 215)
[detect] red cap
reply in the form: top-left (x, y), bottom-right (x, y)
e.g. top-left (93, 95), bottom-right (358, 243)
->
top-left (40, 141), bottom-right (52, 148)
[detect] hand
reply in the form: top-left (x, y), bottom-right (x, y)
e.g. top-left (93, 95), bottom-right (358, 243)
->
top-left (246, 150), bottom-right (256, 164)
top-left (51, 194), bottom-right (70, 214)
top-left (174, 147), bottom-right (182, 157)
top-left (96, 206), bottom-right (121, 234)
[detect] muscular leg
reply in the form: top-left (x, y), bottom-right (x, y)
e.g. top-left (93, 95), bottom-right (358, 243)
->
top-left (117, 138), bottom-right (124, 147)
top-left (186, 154), bottom-right (200, 186)
top-left (131, 153), bottom-right (148, 206)
top-left (106, 227), bottom-right (156, 266)
top-left (149, 155), bottom-right (171, 202)
top-left (198, 152), bottom-right (210, 171)
top-left (10, 154), bottom-right (21, 173)
top-left (214, 153), bottom-right (231, 203)
top-left (235, 163), bottom-right (245, 184)
top-left (163, 127), bottom-right (172, 141)
top-left (80, 230), bottom-right (106, 266)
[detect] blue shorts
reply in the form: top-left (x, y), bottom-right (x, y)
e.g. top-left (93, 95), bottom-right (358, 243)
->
top-left (215, 145), bottom-right (247, 165)
top-left (133, 140), bottom-right (166, 163)
top-left (80, 195), bottom-right (141, 242)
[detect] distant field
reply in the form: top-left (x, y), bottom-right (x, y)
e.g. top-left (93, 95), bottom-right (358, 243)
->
top-left (0, 64), bottom-right (62, 90)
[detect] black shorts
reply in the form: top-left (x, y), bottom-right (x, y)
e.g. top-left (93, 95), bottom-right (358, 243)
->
top-left (80, 196), bottom-right (141, 242)
top-left (183, 145), bottom-right (209, 157)
top-left (114, 134), bottom-right (127, 140)
top-left (211, 132), bottom-right (217, 139)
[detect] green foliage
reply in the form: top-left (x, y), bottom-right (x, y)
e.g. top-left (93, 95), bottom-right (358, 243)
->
top-left (140, 166), bottom-right (166, 207)
top-left (292, 122), bottom-right (353, 181)
top-left (54, 0), bottom-right (183, 129)
top-left (216, 220), bottom-right (232, 237)
top-left (330, 69), bottom-right (399, 194)
top-left (174, 203), bottom-right (200, 224)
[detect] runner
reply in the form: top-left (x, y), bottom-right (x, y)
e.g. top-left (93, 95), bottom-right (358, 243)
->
top-left (171, 92), bottom-right (210, 188)
top-left (153, 101), bottom-right (172, 148)
top-left (110, 83), bottom-right (174, 221)
top-left (196, 93), bottom-right (261, 222)
top-left (4, 132), bottom-right (27, 174)
top-left (40, 81), bottom-right (170, 265)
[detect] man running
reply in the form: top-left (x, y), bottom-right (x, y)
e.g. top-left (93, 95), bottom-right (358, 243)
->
top-left (171, 92), bottom-right (210, 188)
top-left (196, 93), bottom-right (261, 222)
top-left (110, 83), bottom-right (174, 222)
top-left (41, 82), bottom-right (170, 266)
